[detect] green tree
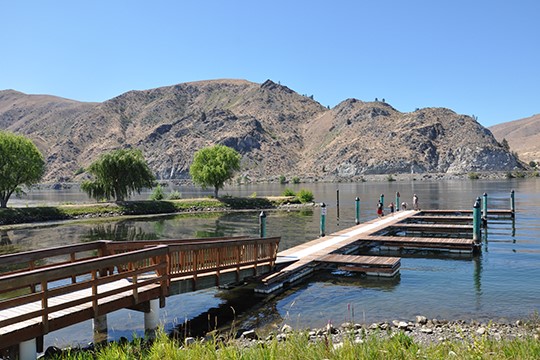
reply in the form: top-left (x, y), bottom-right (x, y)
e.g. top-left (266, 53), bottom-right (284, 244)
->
top-left (81, 148), bottom-right (155, 202)
top-left (0, 132), bottom-right (45, 208)
top-left (189, 145), bottom-right (241, 198)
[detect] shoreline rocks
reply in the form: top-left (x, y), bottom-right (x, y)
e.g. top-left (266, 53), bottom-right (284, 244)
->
top-left (233, 317), bottom-right (540, 349)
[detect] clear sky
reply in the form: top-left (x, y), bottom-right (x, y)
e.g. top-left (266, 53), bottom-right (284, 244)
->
top-left (1, 0), bottom-right (539, 127)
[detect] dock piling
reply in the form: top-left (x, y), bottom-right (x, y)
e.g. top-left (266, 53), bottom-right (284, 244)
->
top-left (355, 197), bottom-right (360, 225)
top-left (336, 189), bottom-right (340, 222)
top-left (144, 299), bottom-right (160, 338)
top-left (473, 198), bottom-right (481, 243)
top-left (93, 314), bottom-right (108, 345)
top-left (320, 203), bottom-right (327, 237)
top-left (380, 194), bottom-right (384, 207)
top-left (396, 192), bottom-right (400, 211)
top-left (510, 190), bottom-right (515, 217)
top-left (259, 211), bottom-right (267, 238)
top-left (482, 192), bottom-right (488, 228)
top-left (19, 338), bottom-right (36, 360)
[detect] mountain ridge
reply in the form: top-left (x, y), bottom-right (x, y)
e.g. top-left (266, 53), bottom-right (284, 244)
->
top-left (489, 114), bottom-right (540, 164)
top-left (0, 79), bottom-right (522, 183)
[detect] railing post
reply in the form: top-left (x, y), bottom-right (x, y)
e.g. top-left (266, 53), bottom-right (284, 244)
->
top-left (320, 203), bottom-right (327, 237)
top-left (259, 211), bottom-right (267, 238)
top-left (41, 280), bottom-right (49, 334)
top-left (355, 197), bottom-right (360, 225)
top-left (473, 197), bottom-right (481, 243)
top-left (510, 189), bottom-right (515, 217)
top-left (396, 192), bottom-right (400, 211)
top-left (379, 194), bottom-right (384, 207)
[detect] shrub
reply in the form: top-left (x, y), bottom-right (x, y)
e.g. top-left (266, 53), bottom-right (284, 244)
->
top-left (279, 175), bottom-right (287, 184)
top-left (149, 185), bottom-right (165, 201)
top-left (468, 172), bottom-right (480, 180)
top-left (514, 171), bottom-right (526, 178)
top-left (297, 189), bottom-right (314, 203)
top-left (291, 176), bottom-right (300, 184)
top-left (506, 172), bottom-right (515, 179)
top-left (74, 167), bottom-right (85, 176)
top-left (282, 188), bottom-right (296, 197)
top-left (249, 192), bottom-right (257, 198)
top-left (168, 190), bottom-right (182, 200)
top-left (387, 174), bottom-right (396, 182)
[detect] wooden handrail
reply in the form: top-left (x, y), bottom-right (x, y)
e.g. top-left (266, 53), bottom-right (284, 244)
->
top-left (0, 236), bottom-right (279, 350)
top-left (0, 245), bottom-right (168, 291)
top-left (0, 246), bottom-right (169, 329)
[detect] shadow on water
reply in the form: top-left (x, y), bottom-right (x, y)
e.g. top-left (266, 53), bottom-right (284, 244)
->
top-left (170, 286), bottom-right (273, 339)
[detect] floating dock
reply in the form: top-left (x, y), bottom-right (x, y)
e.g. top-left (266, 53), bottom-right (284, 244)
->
top-left (255, 204), bottom-right (512, 294)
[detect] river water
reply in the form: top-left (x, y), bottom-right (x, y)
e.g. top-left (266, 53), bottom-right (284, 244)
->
top-left (3, 179), bottom-right (540, 348)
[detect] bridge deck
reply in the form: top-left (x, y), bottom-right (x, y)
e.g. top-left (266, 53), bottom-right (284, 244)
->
top-left (0, 279), bottom-right (159, 337)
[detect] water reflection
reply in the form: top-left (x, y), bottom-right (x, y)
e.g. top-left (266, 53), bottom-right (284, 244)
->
top-left (85, 223), bottom-right (159, 242)
top-left (0, 230), bottom-right (11, 245)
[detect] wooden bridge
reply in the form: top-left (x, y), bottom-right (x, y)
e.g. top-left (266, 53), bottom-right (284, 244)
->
top-left (0, 236), bottom-right (280, 358)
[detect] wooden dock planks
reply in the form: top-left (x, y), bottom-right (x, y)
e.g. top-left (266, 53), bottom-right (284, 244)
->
top-left (315, 254), bottom-right (401, 277)
top-left (362, 235), bottom-right (476, 253)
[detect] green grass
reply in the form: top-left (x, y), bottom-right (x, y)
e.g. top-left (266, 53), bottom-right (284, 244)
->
top-left (0, 197), bottom-right (298, 226)
top-left (48, 328), bottom-right (540, 360)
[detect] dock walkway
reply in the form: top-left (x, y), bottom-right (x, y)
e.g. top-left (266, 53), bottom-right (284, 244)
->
top-left (257, 211), bottom-right (415, 293)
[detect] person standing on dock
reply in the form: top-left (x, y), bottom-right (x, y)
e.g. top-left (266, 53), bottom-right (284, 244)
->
top-left (377, 200), bottom-right (384, 217)
top-left (388, 202), bottom-right (395, 215)
top-left (413, 194), bottom-right (419, 210)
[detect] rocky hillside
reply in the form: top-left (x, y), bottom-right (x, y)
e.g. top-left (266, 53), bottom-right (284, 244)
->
top-left (0, 80), bottom-right (522, 183)
top-left (489, 114), bottom-right (540, 164)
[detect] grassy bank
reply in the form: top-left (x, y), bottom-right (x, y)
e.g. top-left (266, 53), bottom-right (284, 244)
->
top-left (47, 329), bottom-right (540, 360)
top-left (0, 197), bottom-right (297, 226)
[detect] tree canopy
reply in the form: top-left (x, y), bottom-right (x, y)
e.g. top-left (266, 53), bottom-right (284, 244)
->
top-left (189, 145), bottom-right (241, 198)
top-left (81, 148), bottom-right (156, 202)
top-left (0, 131), bottom-right (45, 208)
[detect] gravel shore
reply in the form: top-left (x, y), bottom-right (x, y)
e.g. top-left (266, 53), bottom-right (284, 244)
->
top-left (232, 316), bottom-right (540, 348)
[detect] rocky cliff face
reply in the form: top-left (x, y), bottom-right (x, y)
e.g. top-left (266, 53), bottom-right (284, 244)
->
top-left (0, 80), bottom-right (522, 183)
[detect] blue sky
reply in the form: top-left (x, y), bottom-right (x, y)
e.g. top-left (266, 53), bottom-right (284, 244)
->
top-left (1, 0), bottom-right (538, 127)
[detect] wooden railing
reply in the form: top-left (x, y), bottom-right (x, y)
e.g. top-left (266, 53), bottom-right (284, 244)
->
top-left (105, 237), bottom-right (281, 283)
top-left (0, 245), bottom-right (169, 335)
top-left (0, 236), bottom-right (279, 349)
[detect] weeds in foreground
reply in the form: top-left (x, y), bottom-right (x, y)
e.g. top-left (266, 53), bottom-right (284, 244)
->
top-left (49, 328), bottom-right (540, 360)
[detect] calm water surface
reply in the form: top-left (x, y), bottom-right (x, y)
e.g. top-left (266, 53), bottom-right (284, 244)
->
top-left (3, 179), bottom-right (540, 348)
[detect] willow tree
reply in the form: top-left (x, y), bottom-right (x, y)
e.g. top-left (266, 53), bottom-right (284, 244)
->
top-left (0, 131), bottom-right (45, 208)
top-left (189, 145), bottom-right (241, 198)
top-left (81, 148), bottom-right (155, 202)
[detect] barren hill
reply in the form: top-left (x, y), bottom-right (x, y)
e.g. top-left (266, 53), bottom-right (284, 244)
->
top-left (489, 114), bottom-right (540, 164)
top-left (0, 80), bottom-right (522, 183)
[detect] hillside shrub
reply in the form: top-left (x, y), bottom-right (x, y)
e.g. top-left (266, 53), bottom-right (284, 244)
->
top-left (297, 189), bottom-right (314, 203)
top-left (291, 176), bottom-right (300, 184)
top-left (279, 175), bottom-right (287, 184)
top-left (468, 172), bottom-right (480, 180)
top-left (387, 174), bottom-right (396, 182)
